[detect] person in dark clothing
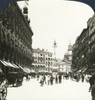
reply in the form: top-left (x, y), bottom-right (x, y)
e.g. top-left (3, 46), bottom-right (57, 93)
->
top-left (40, 78), bottom-right (44, 86)
top-left (59, 74), bottom-right (62, 83)
top-left (91, 81), bottom-right (95, 100)
top-left (43, 75), bottom-right (46, 84)
top-left (81, 74), bottom-right (84, 82)
top-left (55, 75), bottom-right (58, 84)
top-left (89, 75), bottom-right (95, 92)
top-left (50, 75), bottom-right (54, 85)
top-left (37, 75), bottom-right (39, 81)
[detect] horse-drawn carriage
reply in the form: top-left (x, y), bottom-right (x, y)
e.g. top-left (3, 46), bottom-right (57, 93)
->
top-left (7, 72), bottom-right (23, 87)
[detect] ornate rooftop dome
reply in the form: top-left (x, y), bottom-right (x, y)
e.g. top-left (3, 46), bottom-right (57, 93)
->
top-left (68, 43), bottom-right (72, 51)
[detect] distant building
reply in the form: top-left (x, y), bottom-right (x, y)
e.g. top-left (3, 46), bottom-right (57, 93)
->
top-left (62, 43), bottom-right (72, 73)
top-left (64, 43), bottom-right (72, 62)
top-left (52, 43), bottom-right (72, 74)
top-left (32, 48), bottom-right (53, 72)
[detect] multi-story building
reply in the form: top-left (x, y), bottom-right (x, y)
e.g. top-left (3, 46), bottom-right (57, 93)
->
top-left (52, 43), bottom-right (72, 74)
top-left (0, 2), bottom-right (33, 75)
top-left (72, 28), bottom-right (89, 72)
top-left (72, 13), bottom-right (95, 73)
top-left (87, 14), bottom-right (95, 71)
top-left (32, 48), bottom-right (53, 73)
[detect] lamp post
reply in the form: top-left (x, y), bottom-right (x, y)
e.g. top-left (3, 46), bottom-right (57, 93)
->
top-left (53, 40), bottom-right (57, 58)
top-left (52, 40), bottom-right (58, 73)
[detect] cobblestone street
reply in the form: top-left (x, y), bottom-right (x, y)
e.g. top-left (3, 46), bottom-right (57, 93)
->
top-left (7, 78), bottom-right (91, 100)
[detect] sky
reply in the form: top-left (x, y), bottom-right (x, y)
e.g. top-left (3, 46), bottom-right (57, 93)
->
top-left (18, 0), bottom-right (94, 59)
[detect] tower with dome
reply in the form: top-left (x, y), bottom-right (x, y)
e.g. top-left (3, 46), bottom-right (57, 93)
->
top-left (64, 43), bottom-right (72, 62)
top-left (52, 43), bottom-right (73, 74)
top-left (62, 43), bottom-right (72, 73)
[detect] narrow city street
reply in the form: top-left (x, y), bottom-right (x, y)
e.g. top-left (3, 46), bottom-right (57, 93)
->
top-left (7, 78), bottom-right (91, 100)
top-left (0, 1), bottom-right (95, 100)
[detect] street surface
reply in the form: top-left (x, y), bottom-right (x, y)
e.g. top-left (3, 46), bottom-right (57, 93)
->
top-left (7, 78), bottom-right (91, 100)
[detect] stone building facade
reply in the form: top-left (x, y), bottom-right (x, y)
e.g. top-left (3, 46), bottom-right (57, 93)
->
top-left (72, 14), bottom-right (95, 73)
top-left (0, 2), bottom-right (33, 74)
top-left (32, 48), bottom-right (53, 73)
top-left (72, 29), bottom-right (89, 71)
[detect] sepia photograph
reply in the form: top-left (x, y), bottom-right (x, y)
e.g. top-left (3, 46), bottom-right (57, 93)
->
top-left (0, 0), bottom-right (95, 100)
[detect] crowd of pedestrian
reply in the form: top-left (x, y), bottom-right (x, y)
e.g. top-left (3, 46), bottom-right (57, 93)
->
top-left (24, 72), bottom-right (95, 100)
top-left (37, 72), bottom-right (95, 100)
top-left (37, 74), bottom-right (63, 86)
top-left (37, 72), bottom-right (87, 87)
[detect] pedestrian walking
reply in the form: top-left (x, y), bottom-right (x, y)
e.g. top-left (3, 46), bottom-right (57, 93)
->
top-left (50, 75), bottom-right (54, 85)
top-left (59, 74), bottom-right (62, 83)
top-left (39, 76), bottom-right (44, 86)
top-left (43, 75), bottom-right (47, 84)
top-left (47, 75), bottom-right (50, 85)
top-left (37, 75), bottom-right (39, 81)
top-left (81, 74), bottom-right (84, 82)
top-left (55, 75), bottom-right (58, 84)
top-left (89, 74), bottom-right (95, 92)
top-left (91, 81), bottom-right (95, 100)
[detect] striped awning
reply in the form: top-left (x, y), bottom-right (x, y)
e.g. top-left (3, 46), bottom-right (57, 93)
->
top-left (19, 65), bottom-right (24, 70)
top-left (0, 60), bottom-right (19, 68)
top-left (81, 67), bottom-right (88, 73)
top-left (85, 67), bottom-right (95, 73)
top-left (23, 67), bottom-right (31, 73)
top-left (73, 68), bottom-right (79, 72)
top-left (12, 63), bottom-right (19, 68)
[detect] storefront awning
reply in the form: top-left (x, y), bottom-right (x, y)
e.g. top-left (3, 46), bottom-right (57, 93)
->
top-left (0, 60), bottom-right (7, 66)
top-left (76, 69), bottom-right (81, 73)
top-left (23, 67), bottom-right (31, 73)
top-left (81, 67), bottom-right (88, 73)
top-left (19, 65), bottom-right (24, 70)
top-left (72, 68), bottom-right (78, 72)
top-left (12, 63), bottom-right (19, 68)
top-left (0, 60), bottom-right (18, 68)
top-left (85, 67), bottom-right (95, 73)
